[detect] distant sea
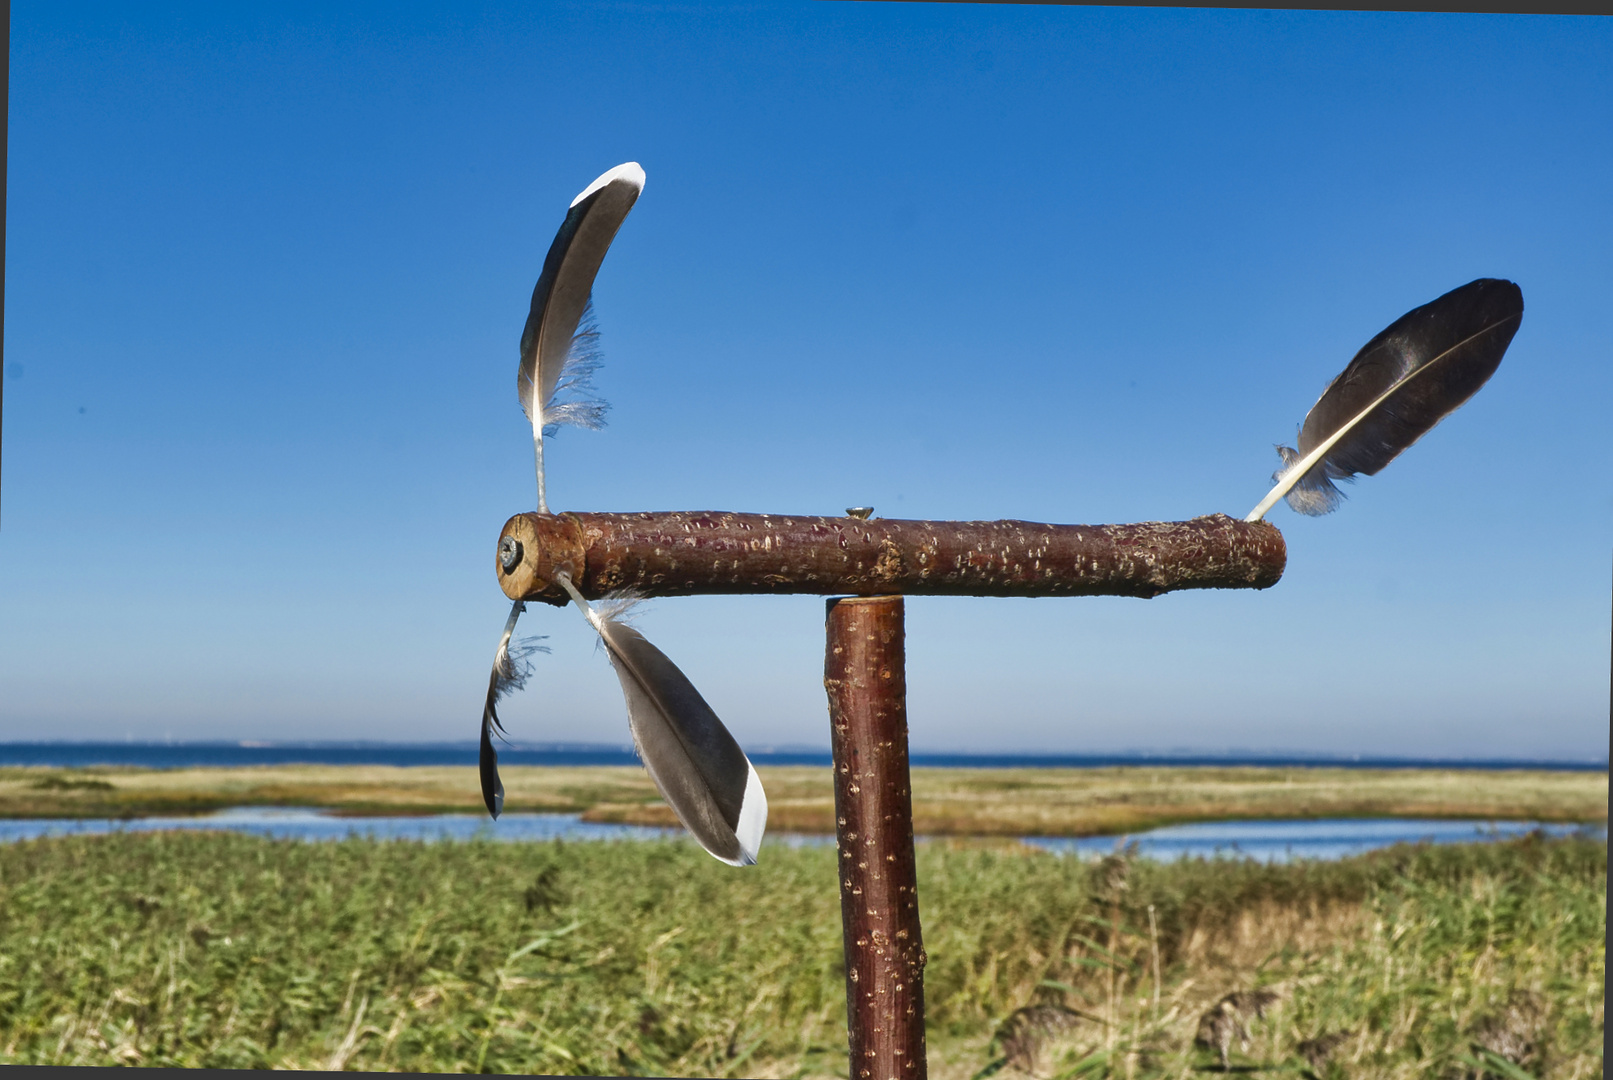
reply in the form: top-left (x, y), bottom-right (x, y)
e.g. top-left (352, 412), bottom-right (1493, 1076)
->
top-left (0, 741), bottom-right (1604, 772)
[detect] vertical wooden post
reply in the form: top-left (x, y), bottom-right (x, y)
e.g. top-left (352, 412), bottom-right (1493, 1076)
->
top-left (824, 595), bottom-right (927, 1080)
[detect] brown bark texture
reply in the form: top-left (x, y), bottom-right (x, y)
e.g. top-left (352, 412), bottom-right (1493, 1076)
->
top-left (497, 511), bottom-right (1284, 605)
top-left (825, 596), bottom-right (926, 1080)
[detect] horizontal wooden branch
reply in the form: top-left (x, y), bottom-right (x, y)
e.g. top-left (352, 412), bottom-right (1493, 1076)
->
top-left (496, 511), bottom-right (1285, 605)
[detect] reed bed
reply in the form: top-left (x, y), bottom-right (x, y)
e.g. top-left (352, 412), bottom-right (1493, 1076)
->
top-left (0, 832), bottom-right (1602, 1077)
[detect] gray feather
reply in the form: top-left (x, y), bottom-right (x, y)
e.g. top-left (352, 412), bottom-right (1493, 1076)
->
top-left (581, 603), bottom-right (766, 866)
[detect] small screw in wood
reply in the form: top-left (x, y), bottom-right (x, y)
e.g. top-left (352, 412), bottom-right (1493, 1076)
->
top-left (498, 536), bottom-right (522, 573)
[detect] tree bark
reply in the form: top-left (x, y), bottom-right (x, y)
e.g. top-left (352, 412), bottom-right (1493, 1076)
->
top-left (825, 596), bottom-right (926, 1080)
top-left (498, 510), bottom-right (1284, 605)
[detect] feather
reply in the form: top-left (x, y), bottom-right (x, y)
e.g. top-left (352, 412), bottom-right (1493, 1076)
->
top-left (537, 300), bottom-right (608, 437)
top-left (478, 600), bottom-right (548, 818)
top-left (1247, 278), bottom-right (1523, 521)
top-left (518, 162), bottom-right (644, 512)
top-left (554, 574), bottom-right (767, 866)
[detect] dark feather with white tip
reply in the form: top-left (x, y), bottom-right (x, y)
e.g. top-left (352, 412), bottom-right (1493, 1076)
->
top-left (518, 162), bottom-right (643, 512)
top-left (1247, 278), bottom-right (1523, 521)
top-left (555, 577), bottom-right (767, 866)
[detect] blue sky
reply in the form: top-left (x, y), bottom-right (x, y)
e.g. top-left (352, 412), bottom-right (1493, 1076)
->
top-left (2, 2), bottom-right (1608, 759)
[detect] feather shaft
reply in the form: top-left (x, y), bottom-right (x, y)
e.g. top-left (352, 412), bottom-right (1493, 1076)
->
top-left (533, 427), bottom-right (547, 515)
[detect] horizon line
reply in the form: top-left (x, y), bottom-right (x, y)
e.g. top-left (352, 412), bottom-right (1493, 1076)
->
top-left (0, 739), bottom-right (1604, 770)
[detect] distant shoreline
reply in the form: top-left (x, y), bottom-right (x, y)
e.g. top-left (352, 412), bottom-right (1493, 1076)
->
top-left (0, 741), bottom-right (1605, 773)
top-left (2, 760), bottom-right (1604, 835)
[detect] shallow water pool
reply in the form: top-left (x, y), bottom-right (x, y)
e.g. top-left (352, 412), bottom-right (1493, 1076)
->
top-left (0, 807), bottom-right (1600, 862)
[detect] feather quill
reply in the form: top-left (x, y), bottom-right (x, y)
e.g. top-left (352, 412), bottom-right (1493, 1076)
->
top-left (479, 600), bottom-right (548, 818)
top-left (1247, 278), bottom-right (1523, 521)
top-left (518, 162), bottom-right (645, 512)
top-left (554, 574), bottom-right (767, 866)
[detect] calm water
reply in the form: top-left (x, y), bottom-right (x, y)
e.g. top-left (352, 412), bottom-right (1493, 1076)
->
top-left (1023, 818), bottom-right (1602, 862)
top-left (0, 809), bottom-right (1599, 862)
top-left (0, 808), bottom-right (678, 845)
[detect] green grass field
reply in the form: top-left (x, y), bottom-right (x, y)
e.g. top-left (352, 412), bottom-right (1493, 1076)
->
top-left (1, 764), bottom-right (1605, 835)
top-left (0, 831), bottom-right (1602, 1077)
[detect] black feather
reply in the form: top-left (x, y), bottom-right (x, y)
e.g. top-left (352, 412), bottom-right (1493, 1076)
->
top-left (478, 602), bottom-right (545, 819)
top-left (479, 689), bottom-right (505, 819)
top-left (1251, 278), bottom-right (1523, 519)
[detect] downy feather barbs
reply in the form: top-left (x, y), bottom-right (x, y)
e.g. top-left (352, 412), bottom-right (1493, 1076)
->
top-left (554, 574), bottom-right (768, 866)
top-left (530, 300), bottom-right (607, 438)
top-left (479, 600), bottom-right (549, 818)
top-left (1247, 278), bottom-right (1523, 521)
top-left (518, 162), bottom-right (644, 513)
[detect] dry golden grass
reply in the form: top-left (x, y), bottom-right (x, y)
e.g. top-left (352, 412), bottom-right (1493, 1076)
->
top-left (0, 764), bottom-right (643, 818)
top-left (0, 763), bottom-right (1603, 835)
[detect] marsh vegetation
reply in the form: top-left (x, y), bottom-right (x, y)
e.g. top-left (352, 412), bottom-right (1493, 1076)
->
top-left (1, 764), bottom-right (1604, 836)
top-left (0, 831), bottom-right (1601, 1076)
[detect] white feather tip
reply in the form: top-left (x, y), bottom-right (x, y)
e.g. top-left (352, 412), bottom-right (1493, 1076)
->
top-left (730, 762), bottom-right (768, 866)
top-left (571, 162), bottom-right (646, 207)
